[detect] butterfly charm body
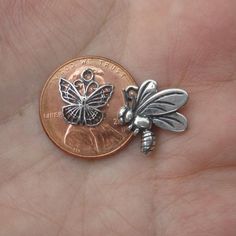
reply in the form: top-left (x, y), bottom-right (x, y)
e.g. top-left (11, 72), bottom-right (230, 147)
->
top-left (118, 80), bottom-right (188, 154)
top-left (59, 68), bottom-right (113, 126)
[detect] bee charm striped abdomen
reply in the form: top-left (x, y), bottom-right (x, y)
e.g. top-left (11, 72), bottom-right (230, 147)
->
top-left (141, 130), bottom-right (156, 154)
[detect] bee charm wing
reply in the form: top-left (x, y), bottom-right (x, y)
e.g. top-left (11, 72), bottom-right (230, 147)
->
top-left (135, 87), bottom-right (188, 117)
top-left (153, 112), bottom-right (187, 132)
top-left (135, 86), bottom-right (188, 132)
top-left (135, 80), bottom-right (158, 105)
top-left (133, 84), bottom-right (188, 132)
top-left (133, 81), bottom-right (188, 131)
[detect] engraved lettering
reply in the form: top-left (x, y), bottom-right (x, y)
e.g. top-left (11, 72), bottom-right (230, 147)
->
top-left (43, 112), bottom-right (63, 119)
top-left (110, 65), bottom-right (117, 71)
top-left (116, 68), bottom-right (121, 74)
top-left (99, 60), bottom-right (110, 69)
top-left (113, 118), bottom-right (119, 126)
top-left (99, 60), bottom-right (104, 66)
top-left (104, 62), bottom-right (110, 68)
top-left (122, 127), bottom-right (127, 133)
top-left (120, 74), bottom-right (127, 79)
top-left (81, 59), bottom-right (88, 65)
top-left (73, 147), bottom-right (80, 153)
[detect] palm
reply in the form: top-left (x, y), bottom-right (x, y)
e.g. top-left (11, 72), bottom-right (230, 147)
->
top-left (1, 1), bottom-right (236, 235)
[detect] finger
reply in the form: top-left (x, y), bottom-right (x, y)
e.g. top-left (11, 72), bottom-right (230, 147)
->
top-left (0, 0), bottom-right (114, 121)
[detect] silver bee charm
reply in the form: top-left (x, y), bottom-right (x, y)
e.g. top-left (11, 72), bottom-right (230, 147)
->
top-left (118, 80), bottom-right (188, 154)
top-left (59, 68), bottom-right (113, 126)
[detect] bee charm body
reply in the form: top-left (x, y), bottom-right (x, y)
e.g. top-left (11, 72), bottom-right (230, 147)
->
top-left (118, 80), bottom-right (188, 154)
top-left (141, 130), bottom-right (155, 154)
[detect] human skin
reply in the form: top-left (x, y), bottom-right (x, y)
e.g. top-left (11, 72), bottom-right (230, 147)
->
top-left (0, 0), bottom-right (236, 235)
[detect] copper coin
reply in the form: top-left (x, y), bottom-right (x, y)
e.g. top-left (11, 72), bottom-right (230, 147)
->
top-left (40, 56), bottom-right (136, 159)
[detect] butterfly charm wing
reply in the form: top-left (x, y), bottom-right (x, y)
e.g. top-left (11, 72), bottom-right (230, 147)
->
top-left (59, 78), bottom-right (84, 125)
top-left (59, 78), bottom-right (83, 105)
top-left (133, 80), bottom-right (188, 132)
top-left (86, 84), bottom-right (113, 107)
top-left (84, 84), bottom-right (113, 126)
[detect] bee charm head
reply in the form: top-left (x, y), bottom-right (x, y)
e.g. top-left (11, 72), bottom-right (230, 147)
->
top-left (118, 80), bottom-right (188, 154)
top-left (118, 106), bottom-right (133, 125)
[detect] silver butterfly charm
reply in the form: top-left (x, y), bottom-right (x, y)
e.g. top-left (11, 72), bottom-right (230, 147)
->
top-left (118, 80), bottom-right (188, 154)
top-left (59, 68), bottom-right (113, 126)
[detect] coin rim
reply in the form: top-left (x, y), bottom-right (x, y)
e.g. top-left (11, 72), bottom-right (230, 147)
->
top-left (39, 56), bottom-right (136, 159)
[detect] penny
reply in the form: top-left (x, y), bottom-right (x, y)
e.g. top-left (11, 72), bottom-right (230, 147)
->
top-left (40, 56), bottom-right (137, 159)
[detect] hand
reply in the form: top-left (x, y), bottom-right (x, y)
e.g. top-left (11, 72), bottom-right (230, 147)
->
top-left (0, 1), bottom-right (236, 235)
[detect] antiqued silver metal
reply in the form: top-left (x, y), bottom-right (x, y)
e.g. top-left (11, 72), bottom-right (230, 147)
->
top-left (141, 130), bottom-right (156, 154)
top-left (118, 80), bottom-right (188, 154)
top-left (59, 68), bottom-right (113, 126)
